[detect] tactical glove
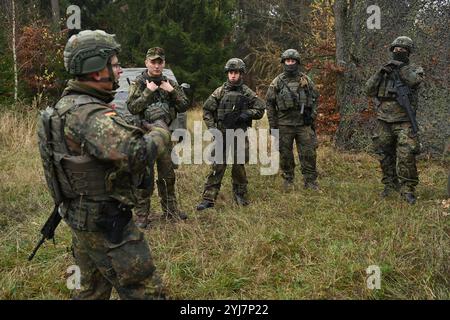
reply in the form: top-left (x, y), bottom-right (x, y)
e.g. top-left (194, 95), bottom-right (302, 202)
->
top-left (237, 112), bottom-right (251, 123)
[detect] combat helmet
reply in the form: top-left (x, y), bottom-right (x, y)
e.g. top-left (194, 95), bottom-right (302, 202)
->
top-left (281, 49), bottom-right (301, 63)
top-left (224, 58), bottom-right (246, 73)
top-left (389, 36), bottom-right (414, 53)
top-left (64, 30), bottom-right (121, 75)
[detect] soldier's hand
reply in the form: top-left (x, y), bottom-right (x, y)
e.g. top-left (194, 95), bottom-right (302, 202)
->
top-left (380, 64), bottom-right (394, 74)
top-left (237, 112), bottom-right (251, 123)
top-left (159, 80), bottom-right (174, 93)
top-left (146, 80), bottom-right (159, 92)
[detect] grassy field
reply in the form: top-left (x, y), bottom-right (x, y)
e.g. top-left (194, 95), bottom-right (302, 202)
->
top-left (0, 108), bottom-right (448, 299)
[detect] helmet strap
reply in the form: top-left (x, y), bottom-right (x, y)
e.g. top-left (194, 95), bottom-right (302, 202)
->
top-left (94, 61), bottom-right (120, 90)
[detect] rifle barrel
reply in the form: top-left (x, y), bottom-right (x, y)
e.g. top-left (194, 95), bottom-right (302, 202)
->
top-left (28, 236), bottom-right (46, 261)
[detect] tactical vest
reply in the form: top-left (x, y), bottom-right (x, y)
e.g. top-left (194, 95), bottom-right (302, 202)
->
top-left (276, 76), bottom-right (308, 111)
top-left (136, 74), bottom-right (177, 125)
top-left (217, 89), bottom-right (247, 122)
top-left (38, 95), bottom-right (112, 204)
top-left (376, 72), bottom-right (397, 100)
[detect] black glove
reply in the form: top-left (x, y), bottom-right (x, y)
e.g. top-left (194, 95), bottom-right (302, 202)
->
top-left (380, 65), bottom-right (393, 74)
top-left (237, 112), bottom-right (251, 123)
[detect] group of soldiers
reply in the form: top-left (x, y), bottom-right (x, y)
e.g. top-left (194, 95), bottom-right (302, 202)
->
top-left (36, 30), bottom-right (423, 299)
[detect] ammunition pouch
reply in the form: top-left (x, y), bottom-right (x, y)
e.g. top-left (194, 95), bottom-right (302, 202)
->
top-left (61, 154), bottom-right (110, 198)
top-left (276, 77), bottom-right (308, 112)
top-left (144, 102), bottom-right (171, 125)
top-left (95, 201), bottom-right (133, 244)
top-left (217, 90), bottom-right (250, 130)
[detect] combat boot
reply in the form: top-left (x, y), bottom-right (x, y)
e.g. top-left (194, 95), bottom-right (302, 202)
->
top-left (304, 180), bottom-right (320, 191)
top-left (165, 210), bottom-right (188, 221)
top-left (233, 193), bottom-right (250, 206)
top-left (232, 184), bottom-right (249, 206)
top-left (403, 192), bottom-right (416, 205)
top-left (196, 199), bottom-right (215, 211)
top-left (380, 185), bottom-right (398, 198)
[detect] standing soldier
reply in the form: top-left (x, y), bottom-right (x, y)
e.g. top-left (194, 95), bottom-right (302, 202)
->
top-left (37, 30), bottom-right (167, 299)
top-left (127, 47), bottom-right (188, 227)
top-left (265, 49), bottom-right (320, 191)
top-left (196, 58), bottom-right (265, 210)
top-left (366, 36), bottom-right (424, 204)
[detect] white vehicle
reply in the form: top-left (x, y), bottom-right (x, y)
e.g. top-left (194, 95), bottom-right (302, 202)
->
top-left (112, 67), bottom-right (189, 131)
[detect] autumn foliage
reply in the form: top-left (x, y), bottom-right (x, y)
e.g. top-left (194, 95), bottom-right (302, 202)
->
top-left (16, 22), bottom-right (66, 98)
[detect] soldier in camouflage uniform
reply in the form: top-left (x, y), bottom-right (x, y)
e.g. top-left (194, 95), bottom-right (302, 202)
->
top-left (366, 36), bottom-right (424, 204)
top-left (127, 47), bottom-right (188, 227)
top-left (265, 49), bottom-right (320, 191)
top-left (37, 30), bottom-right (168, 299)
top-left (196, 58), bottom-right (265, 210)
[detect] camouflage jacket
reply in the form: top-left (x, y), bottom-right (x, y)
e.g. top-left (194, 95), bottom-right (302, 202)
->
top-left (202, 82), bottom-right (265, 129)
top-left (365, 60), bottom-right (424, 123)
top-left (126, 70), bottom-right (188, 124)
top-left (265, 72), bottom-right (319, 128)
top-left (54, 80), bottom-right (167, 207)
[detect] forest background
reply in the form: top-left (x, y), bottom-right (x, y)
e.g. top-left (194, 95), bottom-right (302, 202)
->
top-left (0, 0), bottom-right (448, 155)
top-left (0, 0), bottom-right (449, 300)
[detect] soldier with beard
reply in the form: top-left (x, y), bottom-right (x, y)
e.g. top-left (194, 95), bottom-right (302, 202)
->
top-left (265, 49), bottom-right (320, 192)
top-left (366, 36), bottom-right (424, 204)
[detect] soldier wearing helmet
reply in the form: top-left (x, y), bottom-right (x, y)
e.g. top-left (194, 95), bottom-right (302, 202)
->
top-left (126, 47), bottom-right (189, 228)
top-left (37, 30), bottom-right (168, 299)
top-left (265, 49), bottom-right (320, 192)
top-left (196, 58), bottom-right (265, 210)
top-left (366, 36), bottom-right (424, 204)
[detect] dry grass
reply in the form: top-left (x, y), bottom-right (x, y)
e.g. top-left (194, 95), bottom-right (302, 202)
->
top-left (0, 107), bottom-right (448, 300)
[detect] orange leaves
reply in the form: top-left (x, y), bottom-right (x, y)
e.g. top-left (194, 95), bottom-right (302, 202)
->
top-left (16, 22), bottom-right (66, 95)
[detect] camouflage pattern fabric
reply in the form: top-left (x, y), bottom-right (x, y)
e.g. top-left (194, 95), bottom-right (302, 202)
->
top-left (366, 57), bottom-right (424, 194)
top-left (203, 82), bottom-right (265, 130)
top-left (265, 72), bottom-right (319, 184)
top-left (265, 72), bottom-right (319, 128)
top-left (372, 120), bottom-right (420, 193)
top-left (279, 125), bottom-right (318, 184)
top-left (201, 82), bottom-right (264, 201)
top-left (202, 135), bottom-right (250, 201)
top-left (127, 70), bottom-right (188, 123)
top-left (134, 143), bottom-right (180, 218)
top-left (71, 221), bottom-right (165, 300)
top-left (127, 70), bottom-right (188, 218)
top-left (365, 62), bottom-right (424, 122)
top-left (52, 80), bottom-right (167, 299)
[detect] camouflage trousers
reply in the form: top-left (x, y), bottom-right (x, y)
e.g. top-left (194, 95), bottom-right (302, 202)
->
top-left (278, 125), bottom-right (318, 183)
top-left (134, 145), bottom-right (180, 219)
top-left (70, 220), bottom-right (165, 300)
top-left (202, 135), bottom-right (249, 201)
top-left (372, 119), bottom-right (419, 193)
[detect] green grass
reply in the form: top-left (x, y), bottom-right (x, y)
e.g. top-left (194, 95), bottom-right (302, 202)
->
top-left (0, 108), bottom-right (448, 299)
